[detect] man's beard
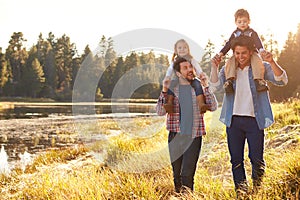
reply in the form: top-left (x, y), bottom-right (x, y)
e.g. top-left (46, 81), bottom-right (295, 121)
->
top-left (186, 71), bottom-right (196, 82)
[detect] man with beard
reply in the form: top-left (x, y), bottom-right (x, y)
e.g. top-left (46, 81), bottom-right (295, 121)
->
top-left (156, 56), bottom-right (218, 193)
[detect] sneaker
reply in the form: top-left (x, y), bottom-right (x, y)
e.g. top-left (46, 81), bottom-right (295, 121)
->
top-left (236, 189), bottom-right (250, 200)
top-left (199, 104), bottom-right (210, 114)
top-left (255, 79), bottom-right (269, 92)
top-left (252, 179), bottom-right (262, 194)
top-left (196, 94), bottom-right (209, 114)
top-left (235, 183), bottom-right (250, 200)
top-left (223, 80), bottom-right (234, 93)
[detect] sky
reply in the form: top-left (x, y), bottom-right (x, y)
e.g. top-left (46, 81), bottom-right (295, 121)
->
top-left (1, 0), bottom-right (300, 58)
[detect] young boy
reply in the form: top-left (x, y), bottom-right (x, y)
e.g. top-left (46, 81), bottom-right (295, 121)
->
top-left (213, 8), bottom-right (269, 93)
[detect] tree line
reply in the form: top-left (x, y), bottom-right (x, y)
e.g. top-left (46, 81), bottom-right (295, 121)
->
top-left (0, 24), bottom-right (299, 101)
top-left (0, 33), bottom-right (169, 101)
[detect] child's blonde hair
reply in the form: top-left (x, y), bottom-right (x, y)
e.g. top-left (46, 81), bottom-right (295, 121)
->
top-left (171, 39), bottom-right (193, 62)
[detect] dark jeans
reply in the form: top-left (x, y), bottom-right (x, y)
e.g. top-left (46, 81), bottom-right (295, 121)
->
top-left (168, 78), bottom-right (203, 96)
top-left (226, 116), bottom-right (265, 190)
top-left (168, 132), bottom-right (202, 192)
top-left (191, 78), bottom-right (204, 96)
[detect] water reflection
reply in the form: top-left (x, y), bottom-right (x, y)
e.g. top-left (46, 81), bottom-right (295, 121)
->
top-left (0, 102), bottom-right (156, 120)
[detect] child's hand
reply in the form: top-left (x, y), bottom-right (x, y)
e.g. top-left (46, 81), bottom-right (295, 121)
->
top-left (162, 76), bottom-right (171, 92)
top-left (199, 72), bottom-right (209, 87)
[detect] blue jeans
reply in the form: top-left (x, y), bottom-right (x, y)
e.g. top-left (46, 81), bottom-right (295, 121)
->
top-left (168, 132), bottom-right (202, 191)
top-left (226, 116), bottom-right (265, 190)
top-left (191, 78), bottom-right (203, 96)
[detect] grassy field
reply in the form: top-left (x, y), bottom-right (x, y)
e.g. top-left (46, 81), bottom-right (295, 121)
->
top-left (0, 98), bottom-right (299, 199)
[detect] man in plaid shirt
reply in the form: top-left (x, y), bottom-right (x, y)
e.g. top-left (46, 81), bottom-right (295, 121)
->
top-left (156, 57), bottom-right (218, 193)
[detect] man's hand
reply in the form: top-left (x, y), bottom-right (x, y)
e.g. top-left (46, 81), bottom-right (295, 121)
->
top-left (212, 53), bottom-right (223, 64)
top-left (210, 55), bottom-right (221, 84)
top-left (261, 51), bottom-right (274, 64)
top-left (162, 76), bottom-right (171, 92)
top-left (211, 55), bottom-right (221, 69)
top-left (261, 51), bottom-right (285, 77)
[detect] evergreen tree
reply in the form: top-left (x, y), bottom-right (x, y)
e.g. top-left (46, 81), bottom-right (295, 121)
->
top-left (20, 46), bottom-right (45, 97)
top-left (112, 56), bottom-right (125, 91)
top-left (200, 39), bottom-right (215, 75)
top-left (155, 54), bottom-right (169, 67)
top-left (98, 35), bottom-right (107, 57)
top-left (137, 51), bottom-right (158, 98)
top-left (42, 48), bottom-right (57, 98)
top-left (71, 57), bottom-right (81, 88)
top-left (81, 45), bottom-right (92, 62)
top-left (5, 32), bottom-right (28, 95)
top-left (55, 34), bottom-right (76, 100)
top-left (47, 32), bottom-right (56, 50)
top-left (124, 52), bottom-right (140, 72)
top-left (270, 24), bottom-right (300, 100)
top-left (23, 58), bottom-right (45, 97)
top-left (73, 50), bottom-right (103, 102)
top-left (98, 37), bottom-right (118, 98)
top-left (0, 52), bottom-right (9, 95)
top-left (140, 50), bottom-right (155, 66)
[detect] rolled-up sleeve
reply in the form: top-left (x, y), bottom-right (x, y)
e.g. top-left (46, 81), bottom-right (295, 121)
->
top-left (156, 92), bottom-right (167, 116)
top-left (203, 87), bottom-right (218, 111)
top-left (274, 70), bottom-right (288, 85)
top-left (209, 80), bottom-right (221, 93)
top-left (264, 63), bottom-right (288, 86)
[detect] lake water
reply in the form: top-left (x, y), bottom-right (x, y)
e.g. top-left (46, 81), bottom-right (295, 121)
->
top-left (0, 101), bottom-right (157, 120)
top-left (0, 101), bottom-right (160, 169)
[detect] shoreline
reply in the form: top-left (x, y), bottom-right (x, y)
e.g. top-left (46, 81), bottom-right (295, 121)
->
top-left (0, 113), bottom-right (164, 161)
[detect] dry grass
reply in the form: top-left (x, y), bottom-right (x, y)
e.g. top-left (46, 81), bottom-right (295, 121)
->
top-left (1, 99), bottom-right (300, 199)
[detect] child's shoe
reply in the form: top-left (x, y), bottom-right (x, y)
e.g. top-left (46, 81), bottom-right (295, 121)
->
top-left (197, 94), bottom-right (209, 114)
top-left (164, 94), bottom-right (174, 114)
top-left (223, 79), bottom-right (234, 93)
top-left (255, 79), bottom-right (269, 92)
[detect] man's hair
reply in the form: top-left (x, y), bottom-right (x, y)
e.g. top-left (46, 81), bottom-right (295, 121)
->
top-left (234, 8), bottom-right (250, 21)
top-left (173, 56), bottom-right (190, 72)
top-left (230, 35), bottom-right (256, 52)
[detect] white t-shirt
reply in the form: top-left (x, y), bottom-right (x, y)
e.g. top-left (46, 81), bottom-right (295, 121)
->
top-left (233, 66), bottom-right (255, 117)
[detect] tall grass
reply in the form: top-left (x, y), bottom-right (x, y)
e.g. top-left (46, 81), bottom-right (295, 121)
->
top-left (0, 99), bottom-right (299, 199)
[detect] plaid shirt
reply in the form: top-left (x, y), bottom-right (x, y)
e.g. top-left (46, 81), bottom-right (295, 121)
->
top-left (156, 86), bottom-right (218, 138)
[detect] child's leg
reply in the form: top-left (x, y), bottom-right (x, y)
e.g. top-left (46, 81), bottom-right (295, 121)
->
top-left (223, 55), bottom-right (237, 93)
top-left (251, 53), bottom-right (269, 92)
top-left (164, 78), bottom-right (178, 114)
top-left (251, 53), bottom-right (265, 80)
top-left (196, 94), bottom-right (209, 114)
top-left (225, 55), bottom-right (237, 80)
top-left (191, 79), bottom-right (209, 114)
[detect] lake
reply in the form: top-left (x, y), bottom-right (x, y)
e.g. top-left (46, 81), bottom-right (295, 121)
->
top-left (0, 101), bottom-right (157, 120)
top-left (0, 101), bottom-right (161, 165)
